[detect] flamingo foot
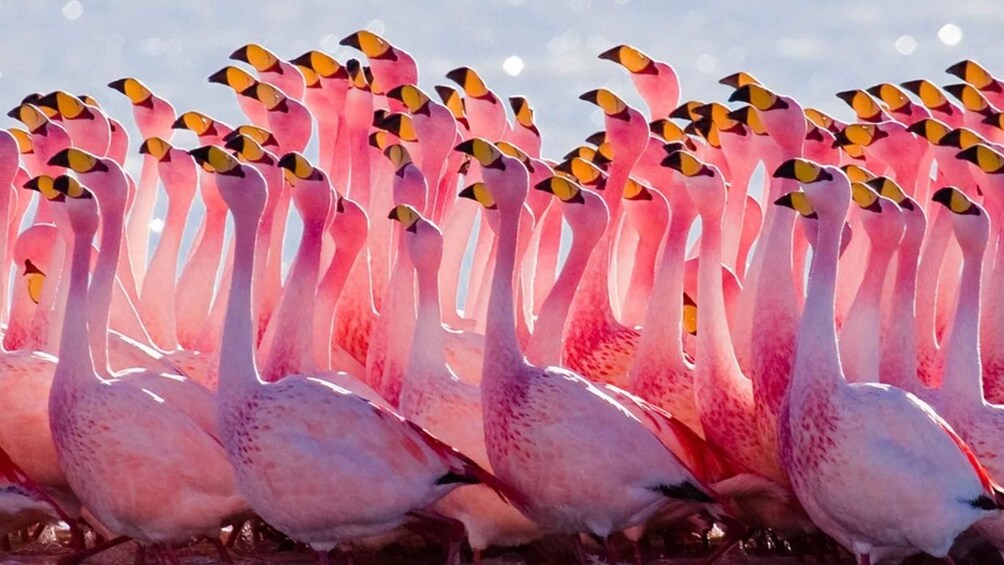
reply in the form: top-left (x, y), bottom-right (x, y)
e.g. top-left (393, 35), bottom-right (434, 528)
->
top-left (57, 535), bottom-right (130, 565)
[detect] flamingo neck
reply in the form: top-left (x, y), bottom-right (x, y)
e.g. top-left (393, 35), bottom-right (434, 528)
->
top-left (940, 240), bottom-right (985, 407)
top-left (262, 218), bottom-right (325, 381)
top-left (314, 241), bottom-right (363, 369)
top-left (526, 227), bottom-right (600, 366)
top-left (631, 213), bottom-right (695, 377)
top-left (88, 195), bottom-right (126, 375)
top-left (127, 157), bottom-right (159, 276)
top-left (696, 211), bottom-right (743, 377)
top-left (218, 211), bottom-right (262, 400)
top-left (142, 187), bottom-right (193, 350)
top-left (915, 211), bottom-right (951, 355)
top-left (484, 205), bottom-right (524, 379)
top-left (882, 242), bottom-right (923, 392)
top-left (54, 231), bottom-right (98, 395)
top-left (411, 253), bottom-right (447, 371)
top-left (792, 214), bottom-right (845, 398)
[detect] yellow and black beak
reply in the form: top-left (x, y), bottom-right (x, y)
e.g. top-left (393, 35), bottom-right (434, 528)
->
top-left (939, 128), bottom-right (985, 150)
top-left (172, 111), bottom-right (216, 136)
top-left (107, 78), bottom-right (154, 109)
top-left (956, 143), bottom-right (1004, 174)
top-left (932, 186), bottom-right (981, 215)
top-left (230, 44), bottom-right (282, 73)
top-left (660, 150), bottom-right (715, 178)
top-left (729, 84), bottom-right (789, 111)
top-left (387, 204), bottom-right (421, 232)
top-left (622, 177), bottom-right (653, 201)
top-left (224, 134), bottom-right (269, 164)
top-left (832, 124), bottom-right (889, 148)
top-left (900, 79), bottom-right (953, 112)
top-left (906, 118), bottom-right (951, 145)
top-left (7, 104), bottom-right (50, 134)
top-left (23, 259), bottom-right (45, 305)
top-left (189, 145), bottom-right (245, 177)
top-left (554, 156), bottom-right (606, 188)
top-left (434, 85), bottom-right (468, 126)
top-left (48, 148), bottom-right (109, 173)
top-left (865, 83), bottom-right (911, 113)
top-left (9, 128), bottom-right (33, 154)
top-left (835, 89), bottom-right (884, 121)
top-left (369, 131), bottom-right (391, 150)
top-left (458, 181), bottom-right (498, 209)
top-left (208, 66), bottom-right (258, 93)
top-left (580, 88), bottom-right (629, 121)
top-left (534, 176), bottom-right (585, 204)
top-left (865, 176), bottom-right (915, 211)
top-left (239, 82), bottom-right (289, 113)
top-left (946, 59), bottom-right (1001, 92)
top-left (598, 44), bottom-right (657, 75)
top-left (446, 67), bottom-right (491, 100)
top-left (138, 137), bottom-right (173, 162)
top-left (36, 91), bottom-right (94, 120)
top-left (290, 50), bottom-right (347, 80)
top-left (718, 71), bottom-right (761, 89)
top-left (341, 30), bottom-right (395, 60)
top-left (841, 164), bottom-right (876, 183)
top-left (682, 293), bottom-right (698, 336)
top-left (944, 83), bottom-right (992, 115)
top-left (509, 96), bottom-right (538, 132)
top-left (669, 100), bottom-right (704, 121)
top-left (387, 84), bottom-right (431, 115)
top-left (278, 152), bottom-right (318, 183)
top-left (230, 125), bottom-right (279, 149)
top-left (383, 144), bottom-right (413, 175)
top-left (52, 174), bottom-right (92, 199)
top-left (455, 138), bottom-right (505, 170)
top-left (379, 112), bottom-right (419, 142)
top-left (774, 191), bottom-right (817, 219)
top-left (23, 175), bottom-right (63, 201)
top-left (495, 141), bottom-right (535, 173)
top-left (773, 158), bottom-right (833, 183)
top-left (850, 182), bottom-right (883, 213)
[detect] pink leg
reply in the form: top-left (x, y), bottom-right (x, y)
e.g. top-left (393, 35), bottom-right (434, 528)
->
top-left (224, 519), bottom-right (246, 547)
top-left (212, 537), bottom-right (233, 563)
top-left (702, 527), bottom-right (754, 565)
top-left (605, 536), bottom-right (621, 564)
top-left (473, 548), bottom-right (483, 563)
top-left (856, 554), bottom-right (871, 565)
top-left (632, 539), bottom-right (644, 565)
top-left (134, 544), bottom-right (146, 565)
top-left (317, 549), bottom-right (332, 565)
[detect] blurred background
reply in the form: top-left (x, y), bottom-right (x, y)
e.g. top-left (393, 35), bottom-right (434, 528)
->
top-left (0, 0), bottom-right (998, 259)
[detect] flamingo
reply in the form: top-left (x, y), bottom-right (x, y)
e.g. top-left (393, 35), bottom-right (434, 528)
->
top-left (47, 174), bottom-right (247, 558)
top-left (599, 44), bottom-right (680, 119)
top-left (230, 43), bottom-right (305, 101)
top-left (196, 144), bottom-right (498, 565)
top-left (775, 158), bottom-right (1000, 564)
top-left (459, 137), bottom-right (715, 564)
top-left (341, 31), bottom-right (419, 96)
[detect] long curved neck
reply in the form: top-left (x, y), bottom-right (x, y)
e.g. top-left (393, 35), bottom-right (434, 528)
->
top-left (218, 210), bottom-right (262, 401)
top-left (0, 182), bottom-right (11, 335)
top-left (526, 228), bottom-right (599, 366)
top-left (411, 253), bottom-right (447, 371)
top-left (314, 240), bottom-right (363, 370)
top-left (842, 238), bottom-right (896, 382)
top-left (630, 211), bottom-right (695, 379)
top-left (484, 204), bottom-right (524, 378)
top-left (696, 210), bottom-right (741, 376)
top-left (89, 195), bottom-right (126, 375)
top-left (882, 241), bottom-right (923, 391)
top-left (262, 217), bottom-right (324, 381)
top-left (140, 185), bottom-right (193, 350)
top-left (125, 157), bottom-right (159, 283)
top-left (940, 239), bottom-right (984, 407)
top-left (54, 231), bottom-right (98, 395)
top-left (792, 214), bottom-right (845, 397)
top-left (915, 210), bottom-right (952, 354)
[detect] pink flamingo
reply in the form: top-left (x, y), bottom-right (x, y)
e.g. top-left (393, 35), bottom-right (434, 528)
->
top-left (866, 82), bottom-right (933, 124)
top-left (5, 225), bottom-right (58, 352)
top-left (445, 67), bottom-right (506, 141)
top-left (901, 79), bottom-right (965, 128)
top-left (459, 137), bottom-right (715, 564)
top-left (391, 204), bottom-right (540, 558)
top-left (599, 45), bottom-right (680, 119)
top-left (776, 160), bottom-right (998, 565)
top-left (290, 50), bottom-right (349, 180)
top-left (947, 59), bottom-right (1004, 108)
top-left (200, 144), bottom-right (496, 565)
top-left (562, 89), bottom-right (647, 386)
top-left (341, 31), bottom-right (418, 97)
top-left (171, 110), bottom-right (234, 144)
top-left (35, 91), bottom-right (110, 156)
top-left (929, 186), bottom-right (1004, 553)
top-left (107, 77), bottom-right (176, 287)
top-left (48, 175), bottom-right (246, 558)
top-left (238, 81), bottom-right (312, 153)
top-left (0, 445), bottom-right (66, 541)
top-left (207, 65), bottom-right (269, 126)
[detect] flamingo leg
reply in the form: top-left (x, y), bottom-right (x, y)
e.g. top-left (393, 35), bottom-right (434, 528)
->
top-left (224, 519), bottom-right (246, 547)
top-left (211, 537), bottom-right (233, 563)
top-left (317, 549), bottom-right (332, 565)
top-left (632, 539), bottom-right (645, 565)
top-left (702, 527), bottom-right (754, 565)
top-left (573, 535), bottom-right (589, 565)
top-left (856, 554), bottom-right (871, 565)
top-left (133, 544), bottom-right (146, 565)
